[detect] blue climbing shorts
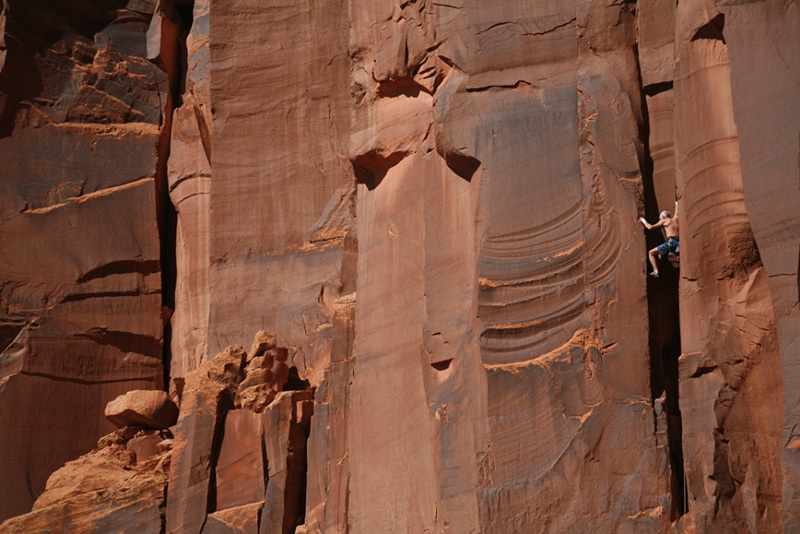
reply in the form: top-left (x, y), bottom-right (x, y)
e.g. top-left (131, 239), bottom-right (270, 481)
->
top-left (657, 237), bottom-right (679, 257)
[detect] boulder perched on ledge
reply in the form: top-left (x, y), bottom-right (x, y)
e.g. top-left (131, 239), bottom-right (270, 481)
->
top-left (105, 390), bottom-right (179, 430)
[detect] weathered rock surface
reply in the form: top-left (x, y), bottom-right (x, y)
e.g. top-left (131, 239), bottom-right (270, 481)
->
top-left (128, 432), bottom-right (168, 462)
top-left (105, 389), bottom-right (179, 429)
top-left (668, 2), bottom-right (800, 530)
top-left (235, 335), bottom-right (290, 412)
top-left (5, 337), bottom-right (314, 533)
top-left (0, 427), bottom-right (171, 533)
top-left (342, 0), bottom-right (663, 531)
top-left (165, 0), bottom-right (212, 379)
top-left (260, 390), bottom-right (314, 534)
top-left (721, 3), bottom-right (800, 529)
top-left (205, 0), bottom-right (352, 386)
top-left (0, 0), bottom-right (165, 521)
top-left (215, 410), bottom-right (267, 512)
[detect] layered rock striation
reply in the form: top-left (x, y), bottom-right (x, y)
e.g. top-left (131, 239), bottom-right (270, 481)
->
top-left (1, 0), bottom-right (798, 532)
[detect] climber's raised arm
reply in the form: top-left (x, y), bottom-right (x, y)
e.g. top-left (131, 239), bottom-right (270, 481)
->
top-left (639, 216), bottom-right (665, 231)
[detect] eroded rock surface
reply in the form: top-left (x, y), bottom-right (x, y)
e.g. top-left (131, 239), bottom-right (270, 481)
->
top-left (0, 427), bottom-right (171, 533)
top-left (164, 337), bottom-right (313, 534)
top-left (0, 0), bottom-right (165, 521)
top-left (165, 345), bottom-right (247, 534)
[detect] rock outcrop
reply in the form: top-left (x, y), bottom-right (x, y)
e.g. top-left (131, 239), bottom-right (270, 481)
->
top-left (1, 339), bottom-right (316, 533)
top-left (159, 338), bottom-right (314, 534)
top-left (1, 0), bottom-right (798, 532)
top-left (0, 427), bottom-right (171, 533)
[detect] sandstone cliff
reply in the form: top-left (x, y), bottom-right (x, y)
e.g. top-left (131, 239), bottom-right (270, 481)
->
top-left (0, 0), bottom-right (798, 532)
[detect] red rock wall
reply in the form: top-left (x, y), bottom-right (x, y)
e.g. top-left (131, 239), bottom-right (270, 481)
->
top-left (1, 0), bottom-right (799, 531)
top-left (205, 0), bottom-right (352, 381)
top-left (670, 0), bottom-right (800, 530)
top-left (0, 0), bottom-right (165, 521)
top-left (723, 3), bottom-right (800, 528)
top-left (166, 0), bottom-right (211, 377)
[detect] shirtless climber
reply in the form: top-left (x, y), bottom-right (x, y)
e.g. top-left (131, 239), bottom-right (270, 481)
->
top-left (639, 202), bottom-right (679, 278)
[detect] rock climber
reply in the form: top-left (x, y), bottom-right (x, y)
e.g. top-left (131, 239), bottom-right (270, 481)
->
top-left (639, 202), bottom-right (679, 278)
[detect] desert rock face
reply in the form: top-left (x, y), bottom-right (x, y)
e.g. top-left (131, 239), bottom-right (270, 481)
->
top-left (1, 0), bottom-right (798, 533)
top-left (671, 5), bottom-right (800, 531)
top-left (0, 0), bottom-right (165, 520)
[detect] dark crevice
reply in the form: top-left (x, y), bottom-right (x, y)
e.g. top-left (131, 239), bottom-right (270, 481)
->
top-left (643, 81), bottom-right (674, 97)
top-left (207, 394), bottom-right (234, 515)
top-left (692, 14), bottom-right (725, 43)
top-left (149, 0), bottom-right (194, 393)
top-left (20, 370), bottom-right (158, 386)
top-left (0, 319), bottom-right (26, 354)
top-left (464, 79), bottom-right (535, 93)
top-left (442, 150), bottom-right (480, 181)
top-left (434, 112), bottom-right (481, 181)
top-left (0, 2), bottom-right (56, 140)
top-left (77, 327), bottom-right (162, 358)
top-left (255, 506), bottom-right (264, 534)
top-left (175, 4), bottom-right (194, 100)
top-left (691, 363), bottom-right (718, 378)
top-left (260, 427), bottom-right (270, 503)
top-left (642, 131), bottom-right (686, 521)
top-left (635, 41), bottom-right (687, 520)
top-left (284, 392), bottom-right (313, 534)
top-left (284, 366), bottom-right (311, 391)
top-left (375, 77), bottom-right (428, 99)
top-left (641, 211), bottom-right (686, 519)
top-left (76, 259), bottom-right (160, 284)
top-left (431, 359), bottom-right (452, 371)
top-left (352, 150), bottom-right (408, 190)
top-left (159, 485), bottom-right (168, 534)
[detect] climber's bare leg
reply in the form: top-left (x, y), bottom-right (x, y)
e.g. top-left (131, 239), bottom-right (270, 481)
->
top-left (648, 248), bottom-right (661, 276)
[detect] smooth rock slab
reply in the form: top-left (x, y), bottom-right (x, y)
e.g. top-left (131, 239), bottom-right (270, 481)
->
top-left (215, 410), bottom-right (266, 511)
top-left (165, 346), bottom-right (246, 534)
top-left (261, 391), bottom-right (314, 534)
top-left (202, 502), bottom-right (263, 534)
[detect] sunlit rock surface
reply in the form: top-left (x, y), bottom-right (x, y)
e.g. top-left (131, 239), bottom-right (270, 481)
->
top-left (1, 0), bottom-right (798, 531)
